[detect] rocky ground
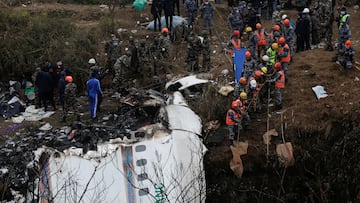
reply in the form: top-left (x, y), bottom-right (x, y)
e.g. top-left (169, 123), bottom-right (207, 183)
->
top-left (1, 1), bottom-right (360, 202)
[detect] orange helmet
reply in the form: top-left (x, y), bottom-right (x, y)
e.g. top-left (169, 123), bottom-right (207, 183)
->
top-left (255, 70), bottom-right (262, 77)
top-left (345, 40), bottom-right (352, 47)
top-left (231, 100), bottom-right (239, 109)
top-left (233, 30), bottom-right (240, 37)
top-left (256, 23), bottom-right (262, 29)
top-left (161, 27), bottom-right (169, 33)
top-left (245, 51), bottom-right (251, 58)
top-left (240, 77), bottom-right (247, 85)
top-left (278, 37), bottom-right (286, 44)
top-left (65, 76), bottom-right (73, 83)
top-left (283, 19), bottom-right (290, 26)
top-left (273, 24), bottom-right (280, 31)
top-left (274, 62), bottom-right (282, 70)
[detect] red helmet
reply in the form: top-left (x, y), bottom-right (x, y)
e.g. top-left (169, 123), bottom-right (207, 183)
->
top-left (240, 77), bottom-right (247, 85)
top-left (274, 62), bottom-right (282, 70)
top-left (161, 27), bottom-right (169, 33)
top-left (245, 51), bottom-right (251, 58)
top-left (283, 19), bottom-right (290, 26)
top-left (273, 24), bottom-right (280, 31)
top-left (231, 101), bottom-right (239, 109)
top-left (256, 23), bottom-right (262, 29)
top-left (233, 30), bottom-right (240, 37)
top-left (255, 70), bottom-right (262, 77)
top-left (278, 37), bottom-right (286, 44)
top-left (65, 76), bottom-right (73, 83)
top-left (345, 40), bottom-right (352, 47)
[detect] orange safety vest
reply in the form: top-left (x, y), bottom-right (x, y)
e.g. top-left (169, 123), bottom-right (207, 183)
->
top-left (255, 30), bottom-right (267, 46)
top-left (231, 39), bottom-right (241, 50)
top-left (226, 109), bottom-right (239, 125)
top-left (275, 70), bottom-right (285, 89)
top-left (279, 44), bottom-right (291, 63)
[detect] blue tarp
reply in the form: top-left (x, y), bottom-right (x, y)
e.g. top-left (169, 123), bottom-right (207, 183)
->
top-left (146, 16), bottom-right (188, 31)
top-left (233, 48), bottom-right (246, 84)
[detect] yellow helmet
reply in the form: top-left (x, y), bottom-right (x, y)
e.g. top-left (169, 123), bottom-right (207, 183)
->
top-left (245, 26), bottom-right (252, 33)
top-left (261, 67), bottom-right (267, 74)
top-left (240, 92), bottom-right (247, 100)
top-left (271, 43), bottom-right (279, 50)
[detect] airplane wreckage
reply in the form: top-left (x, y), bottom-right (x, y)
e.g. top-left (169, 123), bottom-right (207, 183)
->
top-left (0, 75), bottom-right (212, 203)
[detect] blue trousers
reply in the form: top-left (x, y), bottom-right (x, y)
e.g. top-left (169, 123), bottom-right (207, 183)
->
top-left (89, 94), bottom-right (98, 119)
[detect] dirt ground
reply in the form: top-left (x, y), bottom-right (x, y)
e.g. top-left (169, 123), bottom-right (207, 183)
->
top-left (2, 1), bottom-right (360, 202)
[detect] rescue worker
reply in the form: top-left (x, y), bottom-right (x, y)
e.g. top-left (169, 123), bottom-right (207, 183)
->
top-left (63, 76), bottom-right (79, 122)
top-left (243, 51), bottom-right (256, 79)
top-left (163, 0), bottom-right (175, 32)
top-left (227, 8), bottom-right (244, 38)
top-left (258, 55), bottom-right (269, 70)
top-left (340, 40), bottom-right (355, 69)
top-left (254, 23), bottom-right (267, 61)
top-left (137, 39), bottom-right (153, 77)
top-left (88, 58), bottom-right (108, 81)
top-left (151, 0), bottom-right (163, 32)
top-left (184, 0), bottom-right (197, 28)
top-left (245, 26), bottom-right (257, 59)
top-left (159, 27), bottom-right (172, 62)
top-left (333, 22), bottom-right (352, 62)
top-left (266, 43), bottom-right (278, 73)
top-left (58, 71), bottom-right (66, 111)
top-left (337, 6), bottom-right (350, 28)
top-left (239, 77), bottom-right (247, 93)
top-left (318, 1), bottom-right (334, 51)
top-left (129, 36), bottom-right (139, 74)
top-left (268, 24), bottom-right (282, 45)
top-left (199, 0), bottom-right (214, 34)
top-left (282, 19), bottom-right (295, 60)
top-left (247, 71), bottom-right (263, 114)
top-left (277, 37), bottom-right (290, 81)
top-left (186, 32), bottom-right (201, 72)
top-left (226, 100), bottom-right (241, 146)
top-left (201, 30), bottom-right (211, 71)
top-left (267, 62), bottom-right (285, 110)
top-left (87, 72), bottom-right (103, 120)
top-left (237, 91), bottom-right (251, 130)
top-left (272, 5), bottom-right (282, 26)
top-left (113, 49), bottom-right (131, 91)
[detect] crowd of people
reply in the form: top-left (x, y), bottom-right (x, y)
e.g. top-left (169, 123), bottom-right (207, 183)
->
top-left (225, 0), bottom-right (355, 146)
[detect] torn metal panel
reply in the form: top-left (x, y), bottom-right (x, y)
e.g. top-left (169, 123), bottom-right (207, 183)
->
top-left (165, 75), bottom-right (210, 91)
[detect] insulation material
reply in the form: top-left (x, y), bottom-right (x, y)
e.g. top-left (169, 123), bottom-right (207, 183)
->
top-left (262, 129), bottom-right (279, 145)
top-left (276, 142), bottom-right (295, 167)
top-left (312, 85), bottom-right (328, 100)
top-left (230, 146), bottom-right (243, 178)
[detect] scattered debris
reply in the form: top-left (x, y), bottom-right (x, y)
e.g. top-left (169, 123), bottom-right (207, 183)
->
top-left (276, 142), bottom-right (295, 167)
top-left (312, 85), bottom-right (328, 100)
top-left (218, 85), bottom-right (234, 96)
top-left (39, 123), bottom-right (52, 131)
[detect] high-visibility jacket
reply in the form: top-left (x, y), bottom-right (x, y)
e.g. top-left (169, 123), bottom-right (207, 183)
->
top-left (267, 47), bottom-right (277, 65)
top-left (255, 29), bottom-right (267, 46)
top-left (339, 13), bottom-right (350, 28)
top-left (231, 39), bottom-right (241, 50)
top-left (226, 109), bottom-right (239, 125)
top-left (279, 44), bottom-right (291, 63)
top-left (275, 70), bottom-right (285, 89)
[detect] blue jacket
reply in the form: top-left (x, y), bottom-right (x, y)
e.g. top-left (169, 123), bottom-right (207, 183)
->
top-left (87, 78), bottom-right (103, 97)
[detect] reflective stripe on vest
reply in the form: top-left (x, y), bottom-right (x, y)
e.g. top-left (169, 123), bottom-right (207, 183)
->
top-left (255, 30), bottom-right (267, 46)
top-left (275, 70), bottom-right (285, 89)
top-left (279, 44), bottom-right (291, 63)
top-left (231, 39), bottom-right (241, 50)
top-left (226, 109), bottom-right (238, 125)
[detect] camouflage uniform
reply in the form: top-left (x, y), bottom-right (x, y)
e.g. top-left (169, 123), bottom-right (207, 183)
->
top-left (184, 0), bottom-right (197, 27)
top-left (186, 32), bottom-right (201, 72)
top-left (272, 7), bottom-right (282, 26)
top-left (113, 53), bottom-right (130, 90)
top-left (243, 57), bottom-right (256, 79)
top-left (201, 30), bottom-right (211, 71)
top-left (63, 82), bottom-right (79, 122)
top-left (32, 67), bottom-right (41, 108)
top-left (283, 25), bottom-right (295, 59)
top-left (334, 23), bottom-right (351, 60)
top-left (105, 35), bottom-right (121, 73)
top-left (137, 39), bottom-right (153, 77)
top-left (318, 1), bottom-right (334, 51)
top-left (199, 1), bottom-right (214, 33)
top-left (227, 8), bottom-right (244, 36)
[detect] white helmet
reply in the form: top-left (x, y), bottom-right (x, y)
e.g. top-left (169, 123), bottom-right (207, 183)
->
top-left (262, 55), bottom-right (269, 62)
top-left (281, 14), bottom-right (287, 20)
top-left (303, 8), bottom-right (310, 14)
top-left (250, 79), bottom-right (257, 89)
top-left (88, 58), bottom-right (96, 64)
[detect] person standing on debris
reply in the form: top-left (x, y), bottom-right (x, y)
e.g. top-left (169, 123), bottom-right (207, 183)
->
top-left (282, 19), bottom-right (295, 61)
top-left (332, 22), bottom-right (351, 62)
top-left (88, 58), bottom-right (109, 81)
top-left (184, 0), bottom-right (197, 29)
top-left (267, 62), bottom-right (285, 110)
top-left (318, 1), bottom-right (334, 51)
top-left (32, 67), bottom-right (41, 108)
top-left (36, 67), bottom-right (56, 112)
top-left (159, 28), bottom-right (172, 61)
top-left (113, 49), bottom-right (131, 91)
top-left (254, 23), bottom-right (267, 60)
top-left (58, 71), bottom-right (66, 111)
top-left (129, 36), bottom-right (139, 75)
top-left (227, 8), bottom-right (244, 39)
top-left (105, 34), bottom-right (121, 73)
top-left (186, 32), bottom-right (201, 72)
top-left (63, 76), bottom-right (79, 122)
top-left (243, 51), bottom-right (256, 79)
top-left (151, 0), bottom-right (163, 32)
top-left (87, 72), bottom-right (103, 120)
top-left (266, 43), bottom-right (278, 73)
top-left (137, 39), bottom-right (153, 78)
top-left (340, 40), bottom-right (355, 69)
top-left (295, 13), bottom-right (306, 52)
top-left (277, 37), bottom-right (290, 80)
top-left (201, 30), bottom-right (211, 72)
top-left (199, 0), bottom-right (214, 34)
top-left (302, 8), bottom-right (312, 51)
top-left (226, 100), bottom-right (241, 146)
top-left (337, 6), bottom-right (350, 28)
top-left (237, 91), bottom-right (251, 130)
top-left (163, 0), bottom-right (175, 32)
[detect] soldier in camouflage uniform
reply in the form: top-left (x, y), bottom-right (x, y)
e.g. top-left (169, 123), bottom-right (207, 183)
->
top-left (186, 32), bottom-right (201, 72)
top-left (243, 51), bottom-right (257, 79)
top-left (227, 8), bottom-right (244, 38)
top-left (63, 76), bottom-right (79, 122)
top-left (318, 1), bottom-right (334, 51)
top-left (137, 39), bottom-right (153, 78)
top-left (272, 5), bottom-right (282, 26)
top-left (113, 49), bottom-right (131, 91)
top-left (201, 30), bottom-right (211, 72)
top-left (151, 36), bottom-right (162, 75)
top-left (105, 34), bottom-right (122, 73)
